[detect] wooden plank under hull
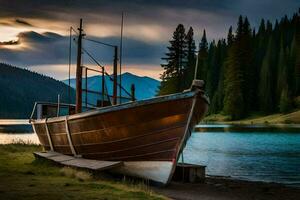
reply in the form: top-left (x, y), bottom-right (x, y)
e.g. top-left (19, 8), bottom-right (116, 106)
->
top-left (31, 90), bottom-right (209, 184)
top-left (34, 151), bottom-right (123, 171)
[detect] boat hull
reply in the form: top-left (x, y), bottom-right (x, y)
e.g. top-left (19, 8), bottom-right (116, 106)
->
top-left (31, 90), bottom-right (208, 185)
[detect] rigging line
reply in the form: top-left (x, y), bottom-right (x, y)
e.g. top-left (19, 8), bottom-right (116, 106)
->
top-left (81, 47), bottom-right (111, 102)
top-left (81, 47), bottom-right (133, 98)
top-left (70, 26), bottom-right (79, 35)
top-left (81, 55), bottom-right (111, 103)
top-left (70, 26), bottom-right (113, 106)
top-left (72, 38), bottom-right (133, 98)
top-left (83, 37), bottom-right (116, 48)
top-left (72, 38), bottom-right (111, 105)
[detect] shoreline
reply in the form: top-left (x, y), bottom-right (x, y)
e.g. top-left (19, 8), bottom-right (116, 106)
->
top-left (1, 143), bottom-right (299, 200)
top-left (203, 110), bottom-right (300, 125)
top-left (195, 123), bottom-right (300, 132)
top-left (205, 175), bottom-right (300, 188)
top-left (154, 176), bottom-right (300, 200)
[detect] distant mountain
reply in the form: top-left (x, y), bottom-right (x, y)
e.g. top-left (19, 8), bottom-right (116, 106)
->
top-left (0, 63), bottom-right (75, 119)
top-left (64, 72), bottom-right (160, 102)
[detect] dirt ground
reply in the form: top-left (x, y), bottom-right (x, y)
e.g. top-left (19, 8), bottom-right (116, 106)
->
top-left (153, 177), bottom-right (300, 200)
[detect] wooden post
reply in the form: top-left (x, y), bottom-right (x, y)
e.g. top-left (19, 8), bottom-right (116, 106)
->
top-left (113, 46), bottom-right (118, 105)
top-left (45, 119), bottom-right (54, 151)
top-left (76, 19), bottom-right (83, 113)
top-left (131, 84), bottom-right (135, 101)
top-left (65, 117), bottom-right (77, 156)
top-left (85, 67), bottom-right (88, 109)
top-left (102, 67), bottom-right (105, 107)
top-left (57, 94), bottom-right (60, 117)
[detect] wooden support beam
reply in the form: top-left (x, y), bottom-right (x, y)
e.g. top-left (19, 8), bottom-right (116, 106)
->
top-left (45, 119), bottom-right (54, 151)
top-left (65, 116), bottom-right (77, 156)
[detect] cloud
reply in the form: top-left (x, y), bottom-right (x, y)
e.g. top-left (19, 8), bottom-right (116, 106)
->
top-left (0, 30), bottom-right (165, 67)
top-left (0, 40), bottom-right (19, 45)
top-left (0, 0), bottom-right (298, 79)
top-left (15, 19), bottom-right (33, 27)
top-left (0, 29), bottom-right (165, 79)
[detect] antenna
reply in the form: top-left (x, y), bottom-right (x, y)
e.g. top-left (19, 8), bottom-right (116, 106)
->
top-left (119, 12), bottom-right (124, 103)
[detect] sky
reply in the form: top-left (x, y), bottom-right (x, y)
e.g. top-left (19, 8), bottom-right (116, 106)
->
top-left (0, 0), bottom-right (298, 80)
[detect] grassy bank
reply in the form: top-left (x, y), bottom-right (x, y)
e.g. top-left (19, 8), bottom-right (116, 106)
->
top-left (0, 144), bottom-right (166, 200)
top-left (204, 110), bottom-right (300, 124)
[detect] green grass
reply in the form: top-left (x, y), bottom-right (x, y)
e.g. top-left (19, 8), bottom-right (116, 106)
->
top-left (0, 144), bottom-right (166, 200)
top-left (204, 110), bottom-right (300, 124)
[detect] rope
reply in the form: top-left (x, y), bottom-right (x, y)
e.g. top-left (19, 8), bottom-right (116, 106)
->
top-left (80, 46), bottom-right (133, 98)
top-left (72, 33), bottom-right (134, 100)
top-left (83, 37), bottom-right (116, 48)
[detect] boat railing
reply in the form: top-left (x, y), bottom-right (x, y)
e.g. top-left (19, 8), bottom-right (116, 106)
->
top-left (29, 101), bottom-right (96, 122)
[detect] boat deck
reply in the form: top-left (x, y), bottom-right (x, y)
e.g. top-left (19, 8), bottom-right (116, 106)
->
top-left (34, 151), bottom-right (123, 171)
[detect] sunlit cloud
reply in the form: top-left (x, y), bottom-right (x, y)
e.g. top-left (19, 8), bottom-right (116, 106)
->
top-left (0, 0), bottom-right (298, 80)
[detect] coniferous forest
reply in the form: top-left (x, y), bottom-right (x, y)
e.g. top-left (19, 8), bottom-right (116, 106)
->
top-left (159, 10), bottom-right (300, 120)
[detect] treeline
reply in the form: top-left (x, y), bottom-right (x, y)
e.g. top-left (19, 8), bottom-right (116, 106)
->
top-left (159, 10), bottom-right (300, 119)
top-left (0, 63), bottom-right (75, 118)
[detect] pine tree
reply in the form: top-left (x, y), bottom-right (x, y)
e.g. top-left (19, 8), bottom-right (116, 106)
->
top-left (159, 10), bottom-right (300, 118)
top-left (184, 27), bottom-right (196, 89)
top-left (159, 24), bottom-right (187, 95)
top-left (277, 39), bottom-right (288, 101)
top-left (242, 17), bottom-right (255, 113)
top-left (295, 14), bottom-right (300, 95)
top-left (207, 39), bottom-right (227, 113)
top-left (196, 30), bottom-right (208, 80)
top-left (279, 86), bottom-right (292, 113)
top-left (259, 37), bottom-right (275, 113)
top-left (227, 26), bottom-right (234, 46)
top-left (289, 35), bottom-right (297, 95)
top-left (223, 43), bottom-right (245, 119)
top-left (206, 41), bottom-right (216, 99)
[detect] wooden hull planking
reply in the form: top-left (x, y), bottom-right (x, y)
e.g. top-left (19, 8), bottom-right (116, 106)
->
top-left (32, 90), bottom-right (208, 184)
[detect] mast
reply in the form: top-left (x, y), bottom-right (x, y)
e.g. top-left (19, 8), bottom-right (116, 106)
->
top-left (113, 46), bottom-right (118, 105)
top-left (68, 27), bottom-right (72, 109)
top-left (76, 19), bottom-right (83, 113)
top-left (119, 12), bottom-right (124, 103)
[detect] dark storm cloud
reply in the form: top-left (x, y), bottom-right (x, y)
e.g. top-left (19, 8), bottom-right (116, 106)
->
top-left (0, 31), bottom-right (164, 66)
top-left (0, 0), bottom-right (229, 19)
top-left (0, 0), bottom-right (298, 76)
top-left (0, 0), bottom-right (298, 21)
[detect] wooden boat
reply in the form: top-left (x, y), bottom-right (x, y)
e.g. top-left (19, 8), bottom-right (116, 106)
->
top-left (29, 19), bottom-right (209, 185)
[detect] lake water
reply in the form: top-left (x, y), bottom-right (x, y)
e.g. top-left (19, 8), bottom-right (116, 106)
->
top-left (181, 131), bottom-right (300, 186)
top-left (0, 124), bottom-right (299, 186)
